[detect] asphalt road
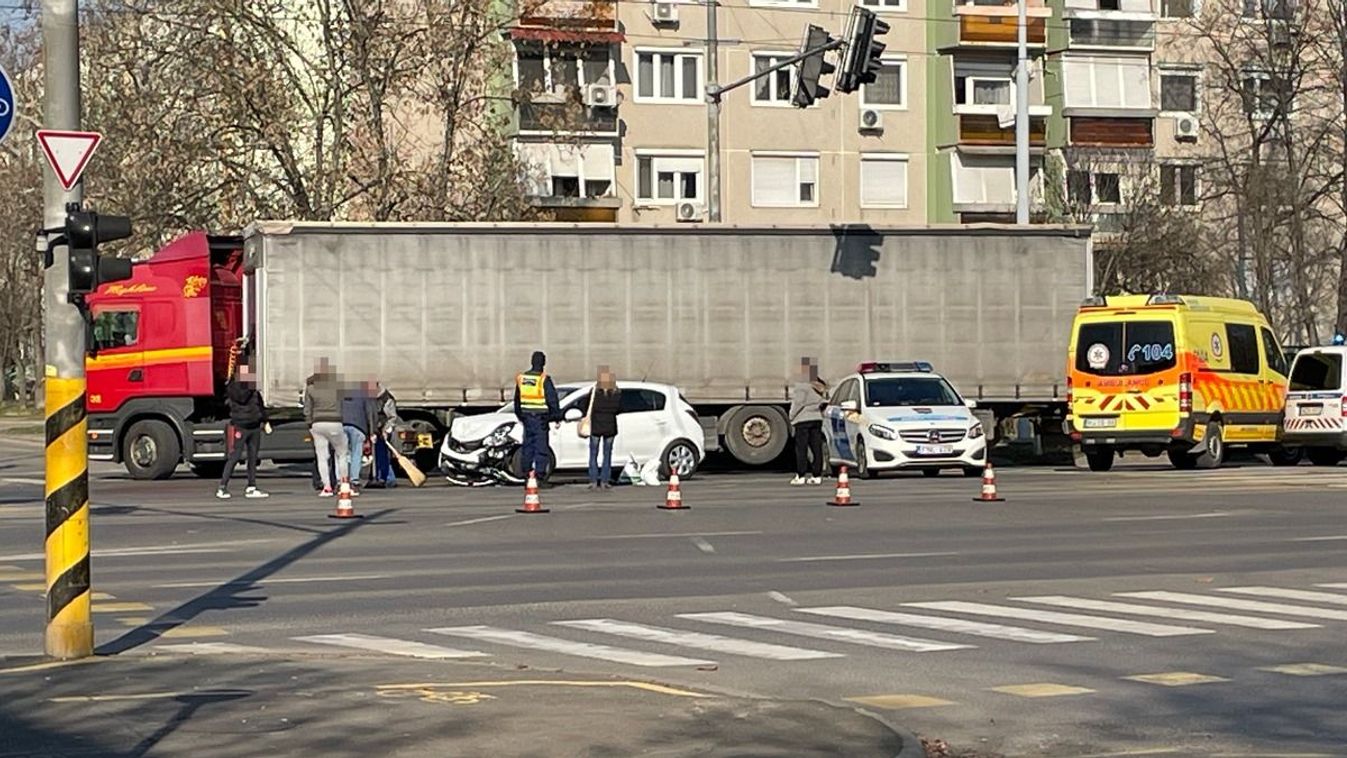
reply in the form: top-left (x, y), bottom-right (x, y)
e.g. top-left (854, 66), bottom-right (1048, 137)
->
top-left (3, 436), bottom-right (1347, 757)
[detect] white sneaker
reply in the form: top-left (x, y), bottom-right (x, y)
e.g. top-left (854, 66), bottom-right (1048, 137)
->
top-left (215, 488), bottom-right (231, 500)
top-left (790, 475), bottom-right (806, 486)
top-left (807, 476), bottom-right (822, 485)
top-left (244, 487), bottom-right (270, 499)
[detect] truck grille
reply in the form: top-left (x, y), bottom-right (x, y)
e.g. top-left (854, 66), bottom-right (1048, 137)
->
top-left (899, 428), bottom-right (966, 444)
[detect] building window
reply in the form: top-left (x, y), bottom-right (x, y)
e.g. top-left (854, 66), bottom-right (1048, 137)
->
top-left (516, 45), bottom-right (612, 95)
top-left (1067, 170), bottom-right (1092, 205)
top-left (1243, 0), bottom-right (1296, 18)
top-left (749, 0), bottom-right (818, 8)
top-left (1099, 0), bottom-right (1121, 9)
top-left (751, 154), bottom-right (819, 207)
top-left (1241, 72), bottom-right (1287, 119)
top-left (1159, 71), bottom-right (1198, 112)
top-left (1096, 173), bottom-right (1121, 203)
top-left (1062, 55), bottom-right (1152, 110)
top-left (1066, 170), bottom-right (1120, 205)
top-left (517, 143), bottom-right (616, 198)
top-left (636, 153), bottom-right (704, 203)
top-left (860, 0), bottom-right (906, 9)
top-left (1161, 0), bottom-right (1194, 17)
top-left (957, 76), bottom-right (1012, 107)
top-left (635, 50), bottom-right (703, 103)
top-left (861, 57), bottom-right (907, 109)
top-left (1160, 164), bottom-right (1198, 206)
top-left (752, 54), bottom-right (795, 105)
top-left (859, 155), bottom-right (908, 209)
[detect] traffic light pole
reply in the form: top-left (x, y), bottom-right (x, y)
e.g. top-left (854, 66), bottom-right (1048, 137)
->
top-left (41, 0), bottom-right (94, 660)
top-left (1014, 0), bottom-right (1030, 224)
top-left (706, 0), bottom-right (721, 223)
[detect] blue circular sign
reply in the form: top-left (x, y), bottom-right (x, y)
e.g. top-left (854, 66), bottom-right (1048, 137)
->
top-left (0, 65), bottom-right (14, 146)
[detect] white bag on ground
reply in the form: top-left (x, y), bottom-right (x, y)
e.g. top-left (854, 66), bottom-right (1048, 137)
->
top-left (639, 458), bottom-right (662, 487)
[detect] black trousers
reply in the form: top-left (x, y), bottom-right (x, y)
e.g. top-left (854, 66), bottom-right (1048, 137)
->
top-left (221, 425), bottom-right (262, 489)
top-left (793, 420), bottom-right (824, 477)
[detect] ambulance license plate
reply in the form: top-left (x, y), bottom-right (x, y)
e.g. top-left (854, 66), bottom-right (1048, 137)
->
top-left (916, 444), bottom-right (954, 456)
top-left (1301, 405), bottom-right (1323, 417)
top-left (1083, 417), bottom-right (1118, 429)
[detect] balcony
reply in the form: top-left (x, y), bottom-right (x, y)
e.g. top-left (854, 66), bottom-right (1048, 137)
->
top-left (955, 0), bottom-right (1052, 17)
top-left (1063, 0), bottom-right (1156, 18)
top-left (514, 95), bottom-right (618, 135)
top-left (958, 113), bottom-right (1048, 150)
top-left (1068, 17), bottom-right (1155, 49)
top-left (517, 0), bottom-right (617, 30)
top-left (1069, 117), bottom-right (1153, 148)
top-left (945, 15), bottom-right (1048, 48)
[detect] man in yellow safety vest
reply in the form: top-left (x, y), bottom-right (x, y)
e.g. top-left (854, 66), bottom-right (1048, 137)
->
top-left (513, 350), bottom-right (560, 482)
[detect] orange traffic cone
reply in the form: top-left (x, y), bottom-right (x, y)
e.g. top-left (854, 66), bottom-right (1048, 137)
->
top-left (973, 462), bottom-right (1005, 503)
top-left (658, 472), bottom-right (688, 510)
top-left (827, 466), bottom-right (859, 507)
top-left (516, 469), bottom-right (549, 514)
top-left (328, 477), bottom-right (362, 519)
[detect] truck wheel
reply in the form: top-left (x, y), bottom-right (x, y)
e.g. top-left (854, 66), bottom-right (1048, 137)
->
top-left (661, 439), bottom-right (700, 479)
top-left (1194, 421), bottom-right (1225, 470)
top-left (722, 406), bottom-right (788, 466)
top-left (1267, 445), bottom-right (1303, 467)
top-left (190, 462), bottom-right (225, 479)
top-left (1084, 446), bottom-right (1115, 472)
top-left (123, 420), bottom-right (181, 480)
top-left (1306, 447), bottom-right (1345, 467)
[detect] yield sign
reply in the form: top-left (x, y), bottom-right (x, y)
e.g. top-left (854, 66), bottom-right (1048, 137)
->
top-left (36, 129), bottom-right (103, 191)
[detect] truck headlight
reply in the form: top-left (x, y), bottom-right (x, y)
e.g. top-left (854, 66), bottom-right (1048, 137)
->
top-left (484, 423), bottom-right (515, 447)
top-left (868, 424), bottom-right (898, 441)
top-left (969, 423), bottom-right (984, 439)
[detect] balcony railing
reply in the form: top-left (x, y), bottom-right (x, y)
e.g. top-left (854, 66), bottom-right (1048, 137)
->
top-left (955, 0), bottom-right (1052, 15)
top-left (517, 0), bottom-right (618, 30)
top-left (959, 114), bottom-right (1047, 146)
top-left (1069, 117), bottom-right (1153, 147)
top-left (957, 15), bottom-right (1048, 45)
top-left (515, 96), bottom-right (618, 135)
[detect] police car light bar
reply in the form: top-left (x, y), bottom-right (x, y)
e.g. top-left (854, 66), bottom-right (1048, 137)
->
top-left (857, 361), bottom-right (934, 374)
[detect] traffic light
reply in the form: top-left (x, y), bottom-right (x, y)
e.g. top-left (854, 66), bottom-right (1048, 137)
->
top-left (65, 209), bottom-right (133, 299)
top-left (792, 25), bottom-right (836, 108)
top-left (836, 7), bottom-right (890, 94)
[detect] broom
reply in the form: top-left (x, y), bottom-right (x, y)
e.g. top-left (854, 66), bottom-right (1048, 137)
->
top-left (386, 436), bottom-right (427, 487)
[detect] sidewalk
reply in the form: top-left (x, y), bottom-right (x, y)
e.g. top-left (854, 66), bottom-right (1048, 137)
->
top-left (0, 652), bottom-right (919, 758)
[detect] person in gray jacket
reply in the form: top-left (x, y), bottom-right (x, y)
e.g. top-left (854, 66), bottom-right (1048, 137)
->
top-left (303, 358), bottom-right (348, 497)
top-left (789, 356), bottom-right (829, 485)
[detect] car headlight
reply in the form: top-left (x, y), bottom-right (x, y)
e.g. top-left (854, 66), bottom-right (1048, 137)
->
top-left (969, 423), bottom-right (984, 439)
top-left (484, 423), bottom-right (515, 447)
top-left (868, 424), bottom-right (898, 441)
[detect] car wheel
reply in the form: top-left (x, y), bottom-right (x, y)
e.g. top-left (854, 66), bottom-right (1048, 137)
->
top-left (922, 468), bottom-right (940, 478)
top-left (1195, 421), bottom-right (1225, 470)
top-left (854, 438), bottom-right (875, 479)
top-left (122, 419), bottom-right (181, 480)
top-left (1084, 446), bottom-right (1115, 472)
top-left (1267, 445), bottom-right (1303, 467)
top-left (1306, 447), bottom-right (1345, 467)
top-left (660, 439), bottom-right (700, 479)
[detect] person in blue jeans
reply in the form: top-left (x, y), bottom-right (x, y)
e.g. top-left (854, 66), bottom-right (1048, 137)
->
top-left (369, 382), bottom-right (400, 488)
top-left (340, 381), bottom-right (376, 494)
top-left (587, 367), bottom-right (621, 490)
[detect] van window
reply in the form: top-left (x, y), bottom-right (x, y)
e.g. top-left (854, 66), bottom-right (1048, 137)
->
top-left (1075, 321), bottom-right (1176, 375)
top-left (1260, 328), bottom-right (1287, 377)
top-left (1289, 352), bottom-right (1342, 392)
top-left (92, 310), bottom-right (139, 350)
top-left (1226, 324), bottom-right (1260, 374)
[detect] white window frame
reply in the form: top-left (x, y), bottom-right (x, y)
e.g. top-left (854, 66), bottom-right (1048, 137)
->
top-left (1241, 70), bottom-right (1284, 121)
top-left (859, 0), bottom-right (908, 11)
top-left (633, 48), bottom-right (705, 104)
top-left (1159, 162), bottom-right (1200, 207)
top-left (860, 56), bottom-right (908, 111)
top-left (957, 76), bottom-right (1015, 114)
top-left (512, 46), bottom-right (614, 95)
top-left (750, 152), bottom-right (820, 208)
top-left (1062, 54), bottom-right (1152, 110)
top-left (751, 52), bottom-right (797, 107)
top-left (1157, 65), bottom-right (1201, 116)
top-left (749, 0), bottom-right (819, 9)
top-left (634, 149), bottom-right (706, 205)
top-left (1159, 0), bottom-right (1200, 19)
top-left (859, 153), bottom-right (910, 210)
top-left (1066, 169), bottom-right (1124, 206)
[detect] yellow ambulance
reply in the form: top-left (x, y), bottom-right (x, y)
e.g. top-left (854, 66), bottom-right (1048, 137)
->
top-left (1066, 294), bottom-right (1289, 471)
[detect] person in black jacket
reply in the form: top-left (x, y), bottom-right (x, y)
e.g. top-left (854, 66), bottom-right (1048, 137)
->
top-left (587, 366), bottom-right (621, 490)
top-left (217, 368), bottom-right (270, 499)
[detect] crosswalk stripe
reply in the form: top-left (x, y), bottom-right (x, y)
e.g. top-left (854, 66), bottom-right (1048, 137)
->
top-left (902, 601), bottom-right (1213, 637)
top-left (553, 619), bottom-right (843, 661)
top-left (1116, 591), bottom-right (1347, 621)
top-left (1013, 596), bottom-right (1319, 630)
top-left (797, 606), bottom-right (1093, 644)
top-left (294, 633), bottom-right (487, 659)
top-left (1316, 583), bottom-right (1347, 589)
top-left (1217, 587), bottom-right (1347, 606)
top-left (156, 642), bottom-right (268, 655)
top-left (675, 612), bottom-right (972, 652)
top-left (426, 626), bottom-right (715, 667)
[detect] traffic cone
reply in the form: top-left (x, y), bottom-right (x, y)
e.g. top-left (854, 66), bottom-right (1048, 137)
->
top-left (658, 472), bottom-right (688, 510)
top-left (973, 462), bottom-right (1005, 503)
top-left (827, 466), bottom-right (859, 507)
top-left (516, 469), bottom-right (549, 514)
top-left (328, 477), bottom-right (362, 519)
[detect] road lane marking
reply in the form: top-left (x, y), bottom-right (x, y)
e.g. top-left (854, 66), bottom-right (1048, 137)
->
top-left (376, 680), bottom-right (710, 697)
top-left (1291, 535), bottom-right (1347, 542)
top-left (1216, 587), bottom-right (1347, 606)
top-left (154, 574), bottom-right (392, 589)
top-left (157, 626), bottom-right (228, 639)
top-left (676, 612), bottom-right (971, 652)
top-left (595, 531), bottom-right (763, 540)
top-left (1013, 596), bottom-right (1319, 630)
top-left (0, 571), bottom-right (43, 581)
top-left (0, 658), bottom-right (100, 675)
top-left (426, 626), bottom-right (715, 667)
top-left (157, 642), bottom-right (269, 655)
top-left (1, 477), bottom-right (45, 485)
top-left (1258, 663), bottom-right (1347, 677)
top-left (92, 602), bottom-right (153, 613)
top-left (553, 619), bottom-right (843, 661)
top-left (1102, 511), bottom-right (1232, 522)
top-left (847, 694), bottom-right (955, 709)
top-left (797, 606), bottom-right (1094, 643)
top-left (295, 633), bottom-right (488, 660)
top-left (1117, 591), bottom-right (1347, 621)
top-left (1123, 672), bottom-right (1229, 687)
top-left (768, 591), bottom-right (798, 607)
top-left (50, 692), bottom-right (189, 703)
top-left (902, 601), bottom-right (1213, 637)
top-left (444, 514), bottom-right (517, 528)
top-left (10, 583), bottom-right (46, 592)
top-left (779, 551), bottom-right (959, 563)
top-left (0, 538), bottom-right (277, 562)
top-left (1317, 583), bottom-right (1347, 588)
top-left (690, 537), bottom-right (715, 554)
top-left (989, 683), bottom-right (1095, 698)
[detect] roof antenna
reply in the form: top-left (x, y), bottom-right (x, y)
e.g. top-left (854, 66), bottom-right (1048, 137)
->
top-left (641, 358), bottom-right (655, 382)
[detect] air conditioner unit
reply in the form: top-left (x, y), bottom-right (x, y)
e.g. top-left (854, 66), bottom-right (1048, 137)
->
top-left (675, 201), bottom-right (705, 222)
top-left (653, 1), bottom-right (679, 25)
top-left (584, 84), bottom-right (617, 109)
top-left (1173, 113), bottom-right (1200, 141)
top-left (859, 108), bottom-right (884, 133)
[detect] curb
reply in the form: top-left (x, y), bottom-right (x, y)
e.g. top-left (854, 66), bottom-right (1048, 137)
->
top-left (848, 705), bottom-right (927, 758)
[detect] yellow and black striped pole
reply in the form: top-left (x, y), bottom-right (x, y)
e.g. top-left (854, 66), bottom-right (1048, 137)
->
top-left (45, 376), bottom-right (92, 658)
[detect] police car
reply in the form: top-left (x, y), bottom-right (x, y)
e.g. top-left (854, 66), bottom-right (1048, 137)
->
top-left (823, 361), bottom-right (987, 478)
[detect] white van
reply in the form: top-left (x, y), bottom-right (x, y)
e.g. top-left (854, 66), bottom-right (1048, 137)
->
top-left (1282, 346), bottom-right (1347, 465)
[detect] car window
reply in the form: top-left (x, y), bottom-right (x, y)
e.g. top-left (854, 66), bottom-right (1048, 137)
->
top-left (92, 310), bottom-right (139, 350)
top-left (1076, 320), bottom-right (1176, 376)
top-left (1261, 328), bottom-right (1287, 377)
top-left (832, 379), bottom-right (857, 405)
top-left (1289, 352), bottom-right (1342, 391)
top-left (863, 377), bottom-right (962, 407)
top-left (1227, 323), bottom-right (1261, 375)
top-left (619, 388), bottom-right (666, 413)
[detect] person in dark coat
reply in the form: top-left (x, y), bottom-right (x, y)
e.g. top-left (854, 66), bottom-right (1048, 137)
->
top-left (587, 366), bottom-right (621, 490)
top-left (217, 368), bottom-right (270, 499)
top-left (513, 350), bottom-right (560, 482)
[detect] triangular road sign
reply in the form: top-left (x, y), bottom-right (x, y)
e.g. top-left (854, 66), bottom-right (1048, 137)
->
top-left (36, 129), bottom-right (102, 191)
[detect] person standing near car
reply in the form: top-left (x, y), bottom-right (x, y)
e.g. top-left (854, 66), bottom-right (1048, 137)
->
top-left (304, 359), bottom-right (348, 497)
top-left (370, 381), bottom-right (400, 488)
top-left (789, 356), bottom-right (828, 486)
top-left (340, 380), bottom-right (377, 495)
top-left (216, 367), bottom-right (270, 500)
top-left (513, 350), bottom-right (560, 484)
top-left (586, 366), bottom-right (621, 490)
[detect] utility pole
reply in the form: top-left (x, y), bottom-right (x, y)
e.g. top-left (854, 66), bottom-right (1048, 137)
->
top-left (706, 0), bottom-right (721, 222)
top-left (1015, 0), bottom-right (1030, 224)
top-left (41, 0), bottom-right (93, 660)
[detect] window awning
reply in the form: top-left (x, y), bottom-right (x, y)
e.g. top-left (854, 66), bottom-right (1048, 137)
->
top-left (509, 28), bottom-right (624, 44)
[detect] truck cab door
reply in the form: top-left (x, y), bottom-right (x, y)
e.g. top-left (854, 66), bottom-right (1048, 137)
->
top-left (85, 307), bottom-right (143, 414)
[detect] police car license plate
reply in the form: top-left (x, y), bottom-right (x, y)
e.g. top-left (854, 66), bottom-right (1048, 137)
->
top-left (1301, 405), bottom-right (1323, 417)
top-left (1083, 417), bottom-right (1118, 429)
top-left (916, 444), bottom-right (954, 456)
